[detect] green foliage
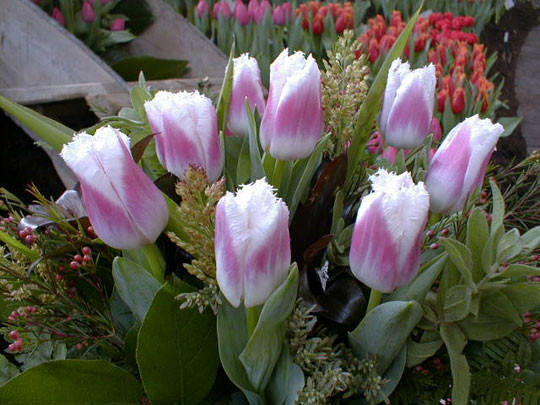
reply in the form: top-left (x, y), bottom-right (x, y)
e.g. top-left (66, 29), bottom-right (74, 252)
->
top-left (111, 56), bottom-right (189, 81)
top-left (0, 360), bottom-right (142, 404)
top-left (136, 280), bottom-right (219, 404)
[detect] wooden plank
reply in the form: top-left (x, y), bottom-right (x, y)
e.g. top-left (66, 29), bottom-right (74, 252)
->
top-left (0, 0), bottom-right (128, 105)
top-left (125, 0), bottom-right (227, 79)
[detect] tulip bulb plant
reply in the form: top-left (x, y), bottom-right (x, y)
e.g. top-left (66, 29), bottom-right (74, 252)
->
top-left (0, 10), bottom-right (539, 404)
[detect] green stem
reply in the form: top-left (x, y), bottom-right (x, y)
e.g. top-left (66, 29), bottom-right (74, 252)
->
top-left (245, 305), bottom-right (261, 337)
top-left (366, 289), bottom-right (382, 313)
top-left (271, 159), bottom-right (287, 190)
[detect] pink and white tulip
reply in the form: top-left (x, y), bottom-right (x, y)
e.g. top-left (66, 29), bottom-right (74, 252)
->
top-left (215, 179), bottom-right (291, 308)
top-left (349, 169), bottom-right (429, 293)
top-left (425, 115), bottom-right (503, 214)
top-left (228, 54), bottom-right (266, 136)
top-left (144, 91), bottom-right (224, 182)
top-left (260, 49), bottom-right (324, 160)
top-left (60, 126), bottom-right (169, 250)
top-left (380, 59), bottom-right (436, 149)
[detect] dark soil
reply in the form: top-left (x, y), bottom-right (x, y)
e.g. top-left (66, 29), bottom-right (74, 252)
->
top-left (482, 1), bottom-right (539, 164)
top-left (0, 99), bottom-right (97, 203)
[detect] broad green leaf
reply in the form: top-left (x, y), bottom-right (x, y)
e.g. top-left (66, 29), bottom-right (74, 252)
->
top-left (0, 355), bottom-right (19, 384)
top-left (482, 291), bottom-right (522, 326)
top-left (498, 117), bottom-right (522, 138)
top-left (240, 265), bottom-right (300, 392)
top-left (112, 257), bottom-right (162, 323)
top-left (0, 360), bottom-right (142, 404)
top-left (466, 207), bottom-right (489, 282)
top-left (406, 339), bottom-right (443, 368)
top-left (495, 264), bottom-right (540, 280)
top-left (502, 283), bottom-right (540, 313)
top-left (267, 347), bottom-right (304, 405)
top-left (481, 226), bottom-right (504, 274)
top-left (122, 244), bottom-right (166, 283)
top-left (345, 3), bottom-right (423, 187)
top-left (496, 228), bottom-right (522, 263)
top-left (111, 56), bottom-right (189, 81)
top-left (390, 254), bottom-right (446, 302)
top-left (443, 285), bottom-right (472, 322)
top-left (377, 346), bottom-right (407, 401)
top-left (439, 239), bottom-right (474, 288)
top-left (520, 226), bottom-right (540, 253)
top-left (489, 180), bottom-right (505, 233)
top-left (137, 281), bottom-right (219, 405)
top-left (348, 301), bottom-right (423, 374)
top-left (440, 323), bottom-right (470, 405)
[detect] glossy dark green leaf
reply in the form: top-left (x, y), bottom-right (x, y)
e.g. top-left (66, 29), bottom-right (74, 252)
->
top-left (112, 56), bottom-right (189, 81)
top-left (137, 281), bottom-right (219, 405)
top-left (0, 360), bottom-right (142, 404)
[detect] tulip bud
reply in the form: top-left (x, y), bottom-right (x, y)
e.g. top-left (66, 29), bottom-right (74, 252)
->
top-left (451, 87), bottom-right (466, 114)
top-left (52, 7), bottom-right (65, 26)
top-left (260, 49), bottom-right (324, 160)
top-left (215, 178), bottom-right (291, 308)
top-left (349, 169), bottom-right (429, 293)
top-left (247, 0), bottom-right (260, 20)
top-left (213, 1), bottom-right (232, 19)
top-left (110, 18), bottom-right (125, 31)
top-left (425, 115), bottom-right (504, 214)
top-left (431, 117), bottom-right (443, 141)
top-left (196, 0), bottom-right (210, 18)
top-left (229, 54), bottom-right (266, 136)
top-left (60, 126), bottom-right (169, 250)
top-left (272, 5), bottom-right (287, 26)
top-left (234, 0), bottom-right (251, 26)
top-left (144, 91), bottom-right (224, 182)
top-left (82, 2), bottom-right (95, 23)
top-left (380, 59), bottom-right (436, 149)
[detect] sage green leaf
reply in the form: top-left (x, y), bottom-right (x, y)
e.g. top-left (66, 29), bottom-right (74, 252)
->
top-left (502, 283), bottom-right (540, 313)
top-left (112, 257), bottom-right (162, 323)
top-left (348, 301), bottom-right (423, 374)
top-left (0, 360), bottom-right (142, 404)
top-left (0, 94), bottom-right (72, 152)
top-left (520, 226), bottom-right (540, 253)
top-left (0, 354), bottom-right (19, 384)
top-left (122, 244), bottom-right (166, 283)
top-left (267, 347), bottom-right (304, 405)
top-left (489, 180), bottom-right (505, 233)
top-left (443, 285), bottom-right (472, 322)
top-left (217, 43), bottom-right (235, 133)
top-left (496, 228), bottom-right (522, 263)
top-left (240, 265), bottom-right (300, 392)
top-left (137, 281), bottom-right (219, 405)
top-left (246, 102), bottom-right (265, 181)
top-left (495, 264), bottom-right (540, 280)
top-left (466, 207), bottom-right (489, 282)
top-left (439, 239), bottom-right (474, 288)
top-left (406, 339), bottom-right (443, 368)
top-left (440, 323), bottom-right (470, 405)
top-left (481, 225), bottom-right (504, 275)
top-left (390, 254), bottom-right (446, 302)
top-left (377, 346), bottom-right (407, 401)
top-left (236, 136), bottom-right (251, 185)
top-left (498, 117), bottom-right (522, 138)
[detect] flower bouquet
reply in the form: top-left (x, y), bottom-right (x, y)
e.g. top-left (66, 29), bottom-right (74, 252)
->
top-left (0, 6), bottom-right (538, 404)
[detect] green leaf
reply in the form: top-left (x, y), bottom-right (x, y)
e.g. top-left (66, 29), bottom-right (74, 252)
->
top-left (111, 56), bottom-right (189, 81)
top-left (137, 281), bottom-right (219, 405)
top-left (0, 354), bottom-right (19, 384)
top-left (502, 283), bottom-right (540, 313)
top-left (0, 95), bottom-right (72, 152)
top-left (439, 239), bottom-right (474, 288)
top-left (443, 285), bottom-right (472, 322)
top-left (348, 301), bottom-right (423, 374)
top-left (0, 360), bottom-right (142, 404)
top-left (267, 347), bottom-right (304, 405)
top-left (481, 226), bottom-right (504, 274)
top-left (217, 43), bottom-right (236, 133)
top-left (490, 180), bottom-right (505, 233)
top-left (495, 264), bottom-right (540, 280)
top-left (440, 323), bottom-right (471, 405)
top-left (378, 346), bottom-right (407, 400)
top-left (406, 339), bottom-right (443, 368)
top-left (520, 226), bottom-right (540, 253)
top-left (496, 228), bottom-right (522, 263)
top-left (236, 136), bottom-right (252, 185)
top-left (0, 231), bottom-right (39, 261)
top-left (122, 244), bottom-right (166, 283)
top-left (240, 265), bottom-right (300, 392)
top-left (112, 257), bottom-right (162, 323)
top-left (345, 3), bottom-right (423, 187)
top-left (498, 117), bottom-right (522, 138)
top-left (466, 207), bottom-right (489, 282)
top-left (390, 254), bottom-right (446, 302)
top-left (246, 102), bottom-right (265, 181)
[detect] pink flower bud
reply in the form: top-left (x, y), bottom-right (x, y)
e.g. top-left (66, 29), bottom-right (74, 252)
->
top-left (52, 7), bottom-right (65, 26)
top-left (234, 0), bottom-right (250, 25)
top-left (144, 91), bottom-right (224, 182)
top-left (272, 5), bottom-right (287, 26)
top-left (213, 1), bottom-right (232, 19)
top-left (380, 59), bottom-right (436, 149)
top-left (248, 0), bottom-right (260, 20)
top-left (425, 115), bottom-right (503, 214)
top-left (82, 2), bottom-right (95, 23)
top-left (110, 18), bottom-right (126, 31)
top-left (216, 179), bottom-right (291, 307)
top-left (431, 117), bottom-right (443, 141)
top-left (254, 0), bottom-right (271, 23)
top-left (349, 170), bottom-right (429, 292)
top-left (60, 126), bottom-right (169, 250)
top-left (196, 0), bottom-right (210, 18)
top-left (260, 49), bottom-right (324, 160)
top-left (228, 54), bottom-right (266, 136)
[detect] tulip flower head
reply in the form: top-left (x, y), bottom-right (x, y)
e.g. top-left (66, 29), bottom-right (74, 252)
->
top-left (60, 126), bottom-right (169, 250)
top-left (380, 59), bottom-right (436, 149)
top-left (349, 169), bottom-right (430, 293)
top-left (196, 0), bottom-right (210, 18)
top-left (234, 0), bottom-right (251, 25)
top-left (260, 49), bottom-right (324, 160)
top-left (110, 18), bottom-right (126, 31)
top-left (144, 90), bottom-right (224, 183)
top-left (52, 7), bottom-right (65, 26)
top-left (215, 179), bottom-right (291, 308)
top-left (82, 2), bottom-right (95, 24)
top-left (425, 115), bottom-right (504, 214)
top-left (228, 54), bottom-right (266, 136)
